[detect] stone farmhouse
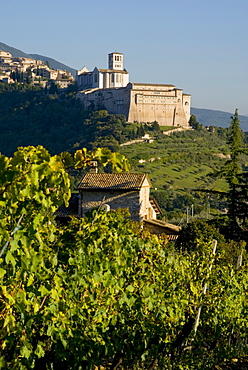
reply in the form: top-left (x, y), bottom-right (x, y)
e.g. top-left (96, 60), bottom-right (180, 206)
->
top-left (56, 171), bottom-right (181, 238)
top-left (76, 52), bottom-right (191, 127)
top-left (77, 173), bottom-right (160, 222)
top-left (56, 172), bottom-right (161, 222)
top-left (0, 50), bottom-right (74, 88)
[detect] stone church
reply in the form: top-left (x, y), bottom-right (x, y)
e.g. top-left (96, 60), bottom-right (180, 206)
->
top-left (76, 52), bottom-right (190, 127)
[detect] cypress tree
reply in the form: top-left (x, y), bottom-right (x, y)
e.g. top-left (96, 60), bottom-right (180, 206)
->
top-left (222, 109), bottom-right (247, 238)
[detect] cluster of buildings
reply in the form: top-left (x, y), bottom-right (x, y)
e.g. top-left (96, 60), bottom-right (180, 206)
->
top-left (0, 50), bottom-right (74, 88)
top-left (1, 48), bottom-right (191, 127)
top-left (76, 52), bottom-right (191, 127)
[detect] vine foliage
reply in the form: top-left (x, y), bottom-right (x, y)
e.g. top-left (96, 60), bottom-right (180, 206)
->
top-left (0, 146), bottom-right (248, 369)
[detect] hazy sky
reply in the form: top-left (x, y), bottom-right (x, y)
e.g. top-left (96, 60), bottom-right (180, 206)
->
top-left (1, 0), bottom-right (247, 115)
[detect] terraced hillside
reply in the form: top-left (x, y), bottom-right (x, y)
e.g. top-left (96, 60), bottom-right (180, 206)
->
top-left (120, 128), bottom-right (234, 221)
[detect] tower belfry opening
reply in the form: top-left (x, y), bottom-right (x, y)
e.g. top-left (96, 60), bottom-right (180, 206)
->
top-left (108, 52), bottom-right (123, 70)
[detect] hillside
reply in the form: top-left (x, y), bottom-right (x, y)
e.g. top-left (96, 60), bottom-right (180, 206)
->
top-left (191, 107), bottom-right (248, 131)
top-left (0, 41), bottom-right (31, 58)
top-left (29, 54), bottom-right (76, 76)
top-left (0, 83), bottom-right (138, 156)
top-left (120, 132), bottom-right (227, 192)
top-left (119, 128), bottom-right (232, 221)
top-left (0, 41), bottom-right (76, 75)
top-left (0, 82), bottom-right (242, 222)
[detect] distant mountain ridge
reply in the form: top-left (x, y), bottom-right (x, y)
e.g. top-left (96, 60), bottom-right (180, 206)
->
top-left (0, 42), bottom-right (31, 58)
top-left (0, 41), bottom-right (76, 76)
top-left (191, 107), bottom-right (248, 132)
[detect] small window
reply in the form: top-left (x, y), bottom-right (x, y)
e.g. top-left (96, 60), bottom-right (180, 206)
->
top-left (94, 74), bottom-right (97, 83)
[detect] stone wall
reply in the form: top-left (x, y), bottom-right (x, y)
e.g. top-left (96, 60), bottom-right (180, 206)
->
top-left (80, 190), bottom-right (142, 222)
top-left (78, 87), bottom-right (131, 117)
top-left (77, 82), bottom-right (190, 127)
top-left (139, 178), bottom-right (154, 219)
top-left (127, 83), bottom-right (190, 127)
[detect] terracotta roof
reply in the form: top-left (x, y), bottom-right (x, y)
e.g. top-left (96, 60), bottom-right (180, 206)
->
top-left (77, 173), bottom-right (151, 190)
top-left (144, 219), bottom-right (181, 233)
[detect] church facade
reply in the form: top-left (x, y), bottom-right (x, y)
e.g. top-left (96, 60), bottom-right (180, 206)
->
top-left (76, 52), bottom-right (191, 127)
top-left (76, 52), bottom-right (129, 90)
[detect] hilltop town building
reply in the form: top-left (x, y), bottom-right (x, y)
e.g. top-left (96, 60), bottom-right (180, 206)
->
top-left (0, 50), bottom-right (74, 87)
top-left (77, 52), bottom-right (191, 127)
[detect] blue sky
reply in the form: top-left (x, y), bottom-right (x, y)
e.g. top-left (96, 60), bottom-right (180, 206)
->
top-left (1, 0), bottom-right (247, 115)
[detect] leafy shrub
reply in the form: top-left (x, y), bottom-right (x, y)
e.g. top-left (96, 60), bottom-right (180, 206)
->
top-left (176, 220), bottom-right (224, 252)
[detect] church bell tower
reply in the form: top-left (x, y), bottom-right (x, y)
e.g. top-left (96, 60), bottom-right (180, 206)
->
top-left (108, 52), bottom-right (124, 70)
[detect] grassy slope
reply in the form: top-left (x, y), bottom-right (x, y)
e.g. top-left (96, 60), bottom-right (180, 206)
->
top-left (120, 129), bottom-right (229, 193)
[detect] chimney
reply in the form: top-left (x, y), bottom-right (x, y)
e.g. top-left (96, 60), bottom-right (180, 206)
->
top-left (89, 160), bottom-right (98, 173)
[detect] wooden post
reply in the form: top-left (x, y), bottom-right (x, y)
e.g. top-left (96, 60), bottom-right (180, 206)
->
top-left (193, 239), bottom-right (217, 335)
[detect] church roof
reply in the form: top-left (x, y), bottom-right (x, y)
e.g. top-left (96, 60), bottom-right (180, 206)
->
top-left (77, 173), bottom-right (151, 190)
top-left (130, 82), bottom-right (175, 88)
top-left (98, 68), bottom-right (129, 74)
top-left (78, 71), bottom-right (92, 77)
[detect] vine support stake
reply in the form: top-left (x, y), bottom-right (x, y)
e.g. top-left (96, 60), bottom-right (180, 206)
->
top-left (0, 213), bottom-right (24, 257)
top-left (193, 239), bottom-right (217, 335)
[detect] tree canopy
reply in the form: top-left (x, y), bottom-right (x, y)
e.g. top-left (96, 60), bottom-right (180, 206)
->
top-left (209, 110), bottom-right (248, 238)
top-left (0, 83), bottom-right (161, 157)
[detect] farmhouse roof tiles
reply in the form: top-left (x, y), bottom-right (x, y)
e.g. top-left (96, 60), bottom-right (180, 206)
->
top-left (77, 173), bottom-right (151, 190)
top-left (143, 219), bottom-right (181, 233)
